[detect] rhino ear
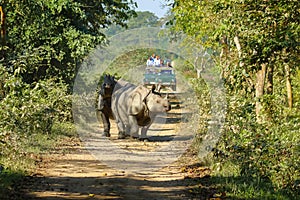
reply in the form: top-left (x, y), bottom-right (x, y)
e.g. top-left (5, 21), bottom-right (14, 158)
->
top-left (151, 85), bottom-right (156, 93)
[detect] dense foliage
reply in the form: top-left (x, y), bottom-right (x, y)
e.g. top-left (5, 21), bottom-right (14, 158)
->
top-left (171, 0), bottom-right (300, 198)
top-left (2, 0), bottom-right (136, 86)
top-left (0, 0), bottom-right (136, 195)
top-left (0, 0), bottom-right (136, 139)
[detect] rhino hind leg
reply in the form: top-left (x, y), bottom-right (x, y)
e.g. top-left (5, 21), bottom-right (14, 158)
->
top-left (115, 119), bottom-right (128, 139)
top-left (118, 131), bottom-right (126, 139)
top-left (128, 116), bottom-right (140, 139)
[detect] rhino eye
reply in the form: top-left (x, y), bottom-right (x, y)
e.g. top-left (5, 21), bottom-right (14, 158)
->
top-left (157, 99), bottom-right (161, 103)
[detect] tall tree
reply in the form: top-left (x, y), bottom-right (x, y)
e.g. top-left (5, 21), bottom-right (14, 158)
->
top-left (171, 0), bottom-right (300, 120)
top-left (105, 11), bottom-right (160, 36)
top-left (2, 0), bottom-right (136, 85)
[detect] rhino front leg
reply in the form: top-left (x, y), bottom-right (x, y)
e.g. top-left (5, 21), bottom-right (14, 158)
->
top-left (141, 126), bottom-right (148, 140)
top-left (141, 120), bottom-right (153, 141)
top-left (97, 95), bottom-right (110, 137)
top-left (141, 115), bottom-right (154, 140)
top-left (100, 111), bottom-right (110, 137)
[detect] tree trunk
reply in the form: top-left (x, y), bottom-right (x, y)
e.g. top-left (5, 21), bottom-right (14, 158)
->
top-left (234, 35), bottom-right (255, 90)
top-left (285, 64), bottom-right (293, 108)
top-left (266, 66), bottom-right (273, 94)
top-left (234, 36), bottom-right (242, 59)
top-left (255, 63), bottom-right (267, 122)
top-left (219, 35), bottom-right (229, 79)
top-left (0, 6), bottom-right (6, 60)
top-left (220, 35), bottom-right (229, 58)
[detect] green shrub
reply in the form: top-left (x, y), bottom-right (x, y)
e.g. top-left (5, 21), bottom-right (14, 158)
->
top-left (214, 93), bottom-right (300, 196)
top-left (0, 64), bottom-right (74, 195)
top-left (0, 77), bottom-right (71, 136)
top-left (0, 64), bottom-right (72, 164)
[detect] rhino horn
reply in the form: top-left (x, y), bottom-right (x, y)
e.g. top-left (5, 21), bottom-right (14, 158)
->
top-left (156, 84), bottom-right (162, 92)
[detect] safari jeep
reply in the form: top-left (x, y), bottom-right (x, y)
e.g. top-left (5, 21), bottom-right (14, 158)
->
top-left (143, 66), bottom-right (176, 91)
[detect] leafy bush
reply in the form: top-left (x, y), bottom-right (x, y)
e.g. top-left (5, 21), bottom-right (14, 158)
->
top-left (0, 79), bottom-right (71, 135)
top-left (0, 64), bottom-right (72, 156)
top-left (214, 93), bottom-right (300, 196)
top-left (0, 65), bottom-right (73, 197)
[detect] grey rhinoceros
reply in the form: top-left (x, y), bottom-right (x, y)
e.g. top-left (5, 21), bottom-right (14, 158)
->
top-left (111, 80), bottom-right (171, 140)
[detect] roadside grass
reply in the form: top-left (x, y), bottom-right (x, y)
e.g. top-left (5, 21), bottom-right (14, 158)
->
top-left (186, 139), bottom-right (299, 200)
top-left (212, 161), bottom-right (299, 200)
top-left (0, 122), bottom-right (77, 197)
top-left (187, 159), bottom-right (300, 200)
top-left (189, 127), bottom-right (299, 200)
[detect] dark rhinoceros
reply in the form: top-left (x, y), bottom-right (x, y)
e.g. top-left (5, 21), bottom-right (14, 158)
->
top-left (96, 74), bottom-right (117, 137)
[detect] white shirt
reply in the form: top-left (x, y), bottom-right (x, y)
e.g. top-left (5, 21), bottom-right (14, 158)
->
top-left (154, 58), bottom-right (161, 66)
top-left (147, 59), bottom-right (154, 66)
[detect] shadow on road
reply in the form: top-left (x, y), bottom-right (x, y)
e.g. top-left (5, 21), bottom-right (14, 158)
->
top-left (12, 175), bottom-right (199, 200)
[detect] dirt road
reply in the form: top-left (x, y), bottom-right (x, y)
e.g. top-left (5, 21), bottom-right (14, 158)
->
top-left (16, 138), bottom-right (204, 200)
top-left (12, 95), bottom-right (212, 199)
